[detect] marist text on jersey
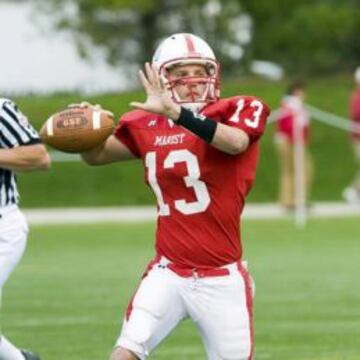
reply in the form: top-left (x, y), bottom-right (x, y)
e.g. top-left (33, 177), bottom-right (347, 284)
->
top-left (154, 133), bottom-right (186, 146)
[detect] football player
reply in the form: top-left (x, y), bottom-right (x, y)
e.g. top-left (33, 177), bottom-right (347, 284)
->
top-left (274, 81), bottom-right (313, 209)
top-left (81, 33), bottom-right (270, 360)
top-left (0, 98), bottom-right (51, 360)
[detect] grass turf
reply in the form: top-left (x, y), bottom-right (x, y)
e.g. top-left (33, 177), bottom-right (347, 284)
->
top-left (1, 217), bottom-right (359, 359)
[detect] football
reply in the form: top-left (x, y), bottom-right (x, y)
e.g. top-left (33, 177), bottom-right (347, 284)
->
top-left (40, 106), bottom-right (115, 153)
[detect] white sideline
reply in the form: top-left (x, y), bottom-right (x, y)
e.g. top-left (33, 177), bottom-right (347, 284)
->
top-left (22, 202), bottom-right (360, 225)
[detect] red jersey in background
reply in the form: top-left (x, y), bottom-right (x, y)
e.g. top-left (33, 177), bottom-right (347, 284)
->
top-left (350, 88), bottom-right (360, 140)
top-left (276, 95), bottom-right (310, 144)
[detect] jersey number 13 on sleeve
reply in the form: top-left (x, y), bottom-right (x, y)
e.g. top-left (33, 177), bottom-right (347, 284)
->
top-left (229, 98), bottom-right (263, 128)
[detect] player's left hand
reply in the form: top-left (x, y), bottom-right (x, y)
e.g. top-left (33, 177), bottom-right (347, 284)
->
top-left (68, 101), bottom-right (101, 109)
top-left (130, 62), bottom-right (181, 120)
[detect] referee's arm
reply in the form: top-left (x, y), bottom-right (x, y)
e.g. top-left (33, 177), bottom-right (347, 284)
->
top-left (0, 144), bottom-right (50, 172)
top-left (0, 100), bottom-right (51, 172)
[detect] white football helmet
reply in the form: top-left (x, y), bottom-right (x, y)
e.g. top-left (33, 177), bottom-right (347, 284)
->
top-left (152, 33), bottom-right (220, 112)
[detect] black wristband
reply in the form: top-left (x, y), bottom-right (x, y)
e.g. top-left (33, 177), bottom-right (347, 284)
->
top-left (176, 107), bottom-right (217, 143)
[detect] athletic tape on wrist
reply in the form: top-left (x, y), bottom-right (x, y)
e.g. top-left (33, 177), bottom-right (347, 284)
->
top-left (176, 107), bottom-right (217, 143)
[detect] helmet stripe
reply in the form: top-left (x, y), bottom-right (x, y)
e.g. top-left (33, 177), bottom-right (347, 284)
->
top-left (184, 34), bottom-right (196, 54)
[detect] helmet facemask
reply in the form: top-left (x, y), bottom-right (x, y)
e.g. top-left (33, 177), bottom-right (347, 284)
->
top-left (159, 60), bottom-right (219, 113)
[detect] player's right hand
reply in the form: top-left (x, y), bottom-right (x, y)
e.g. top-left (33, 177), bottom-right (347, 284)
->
top-left (130, 62), bottom-right (181, 120)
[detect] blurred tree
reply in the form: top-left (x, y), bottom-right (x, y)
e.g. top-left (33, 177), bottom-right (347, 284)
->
top-left (242, 0), bottom-right (360, 74)
top-left (13, 0), bottom-right (360, 76)
top-left (32, 0), bottom-right (250, 76)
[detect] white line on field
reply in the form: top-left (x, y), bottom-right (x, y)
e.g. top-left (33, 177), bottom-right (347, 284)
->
top-left (22, 202), bottom-right (360, 225)
top-left (10, 316), bottom-right (103, 327)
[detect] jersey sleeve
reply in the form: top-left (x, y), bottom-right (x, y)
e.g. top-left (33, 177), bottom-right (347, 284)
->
top-left (224, 97), bottom-right (270, 143)
top-left (0, 100), bottom-right (41, 148)
top-left (114, 116), bottom-right (141, 158)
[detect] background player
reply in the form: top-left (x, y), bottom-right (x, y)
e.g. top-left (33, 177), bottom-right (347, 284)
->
top-left (274, 81), bottom-right (313, 209)
top-left (343, 67), bottom-right (360, 203)
top-left (0, 98), bottom-right (51, 360)
top-left (80, 33), bottom-right (270, 360)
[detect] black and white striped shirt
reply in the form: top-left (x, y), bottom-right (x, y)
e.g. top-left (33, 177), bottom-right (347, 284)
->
top-left (0, 98), bottom-right (41, 206)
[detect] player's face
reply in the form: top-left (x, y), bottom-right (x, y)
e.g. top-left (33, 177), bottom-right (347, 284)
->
top-left (294, 88), bottom-right (305, 101)
top-left (167, 64), bottom-right (208, 102)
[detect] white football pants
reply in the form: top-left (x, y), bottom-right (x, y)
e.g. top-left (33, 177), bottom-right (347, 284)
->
top-left (116, 256), bottom-right (254, 360)
top-left (0, 206), bottom-right (28, 296)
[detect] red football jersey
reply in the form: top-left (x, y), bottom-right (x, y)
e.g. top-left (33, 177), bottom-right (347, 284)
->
top-left (115, 96), bottom-right (270, 269)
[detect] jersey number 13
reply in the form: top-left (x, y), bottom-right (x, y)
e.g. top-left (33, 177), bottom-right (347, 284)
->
top-left (145, 149), bottom-right (210, 216)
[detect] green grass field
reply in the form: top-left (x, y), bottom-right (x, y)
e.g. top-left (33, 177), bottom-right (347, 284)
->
top-left (13, 75), bottom-right (357, 207)
top-left (2, 218), bottom-right (359, 360)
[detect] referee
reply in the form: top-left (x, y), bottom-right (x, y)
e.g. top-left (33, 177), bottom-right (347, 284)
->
top-left (0, 98), bottom-right (50, 360)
